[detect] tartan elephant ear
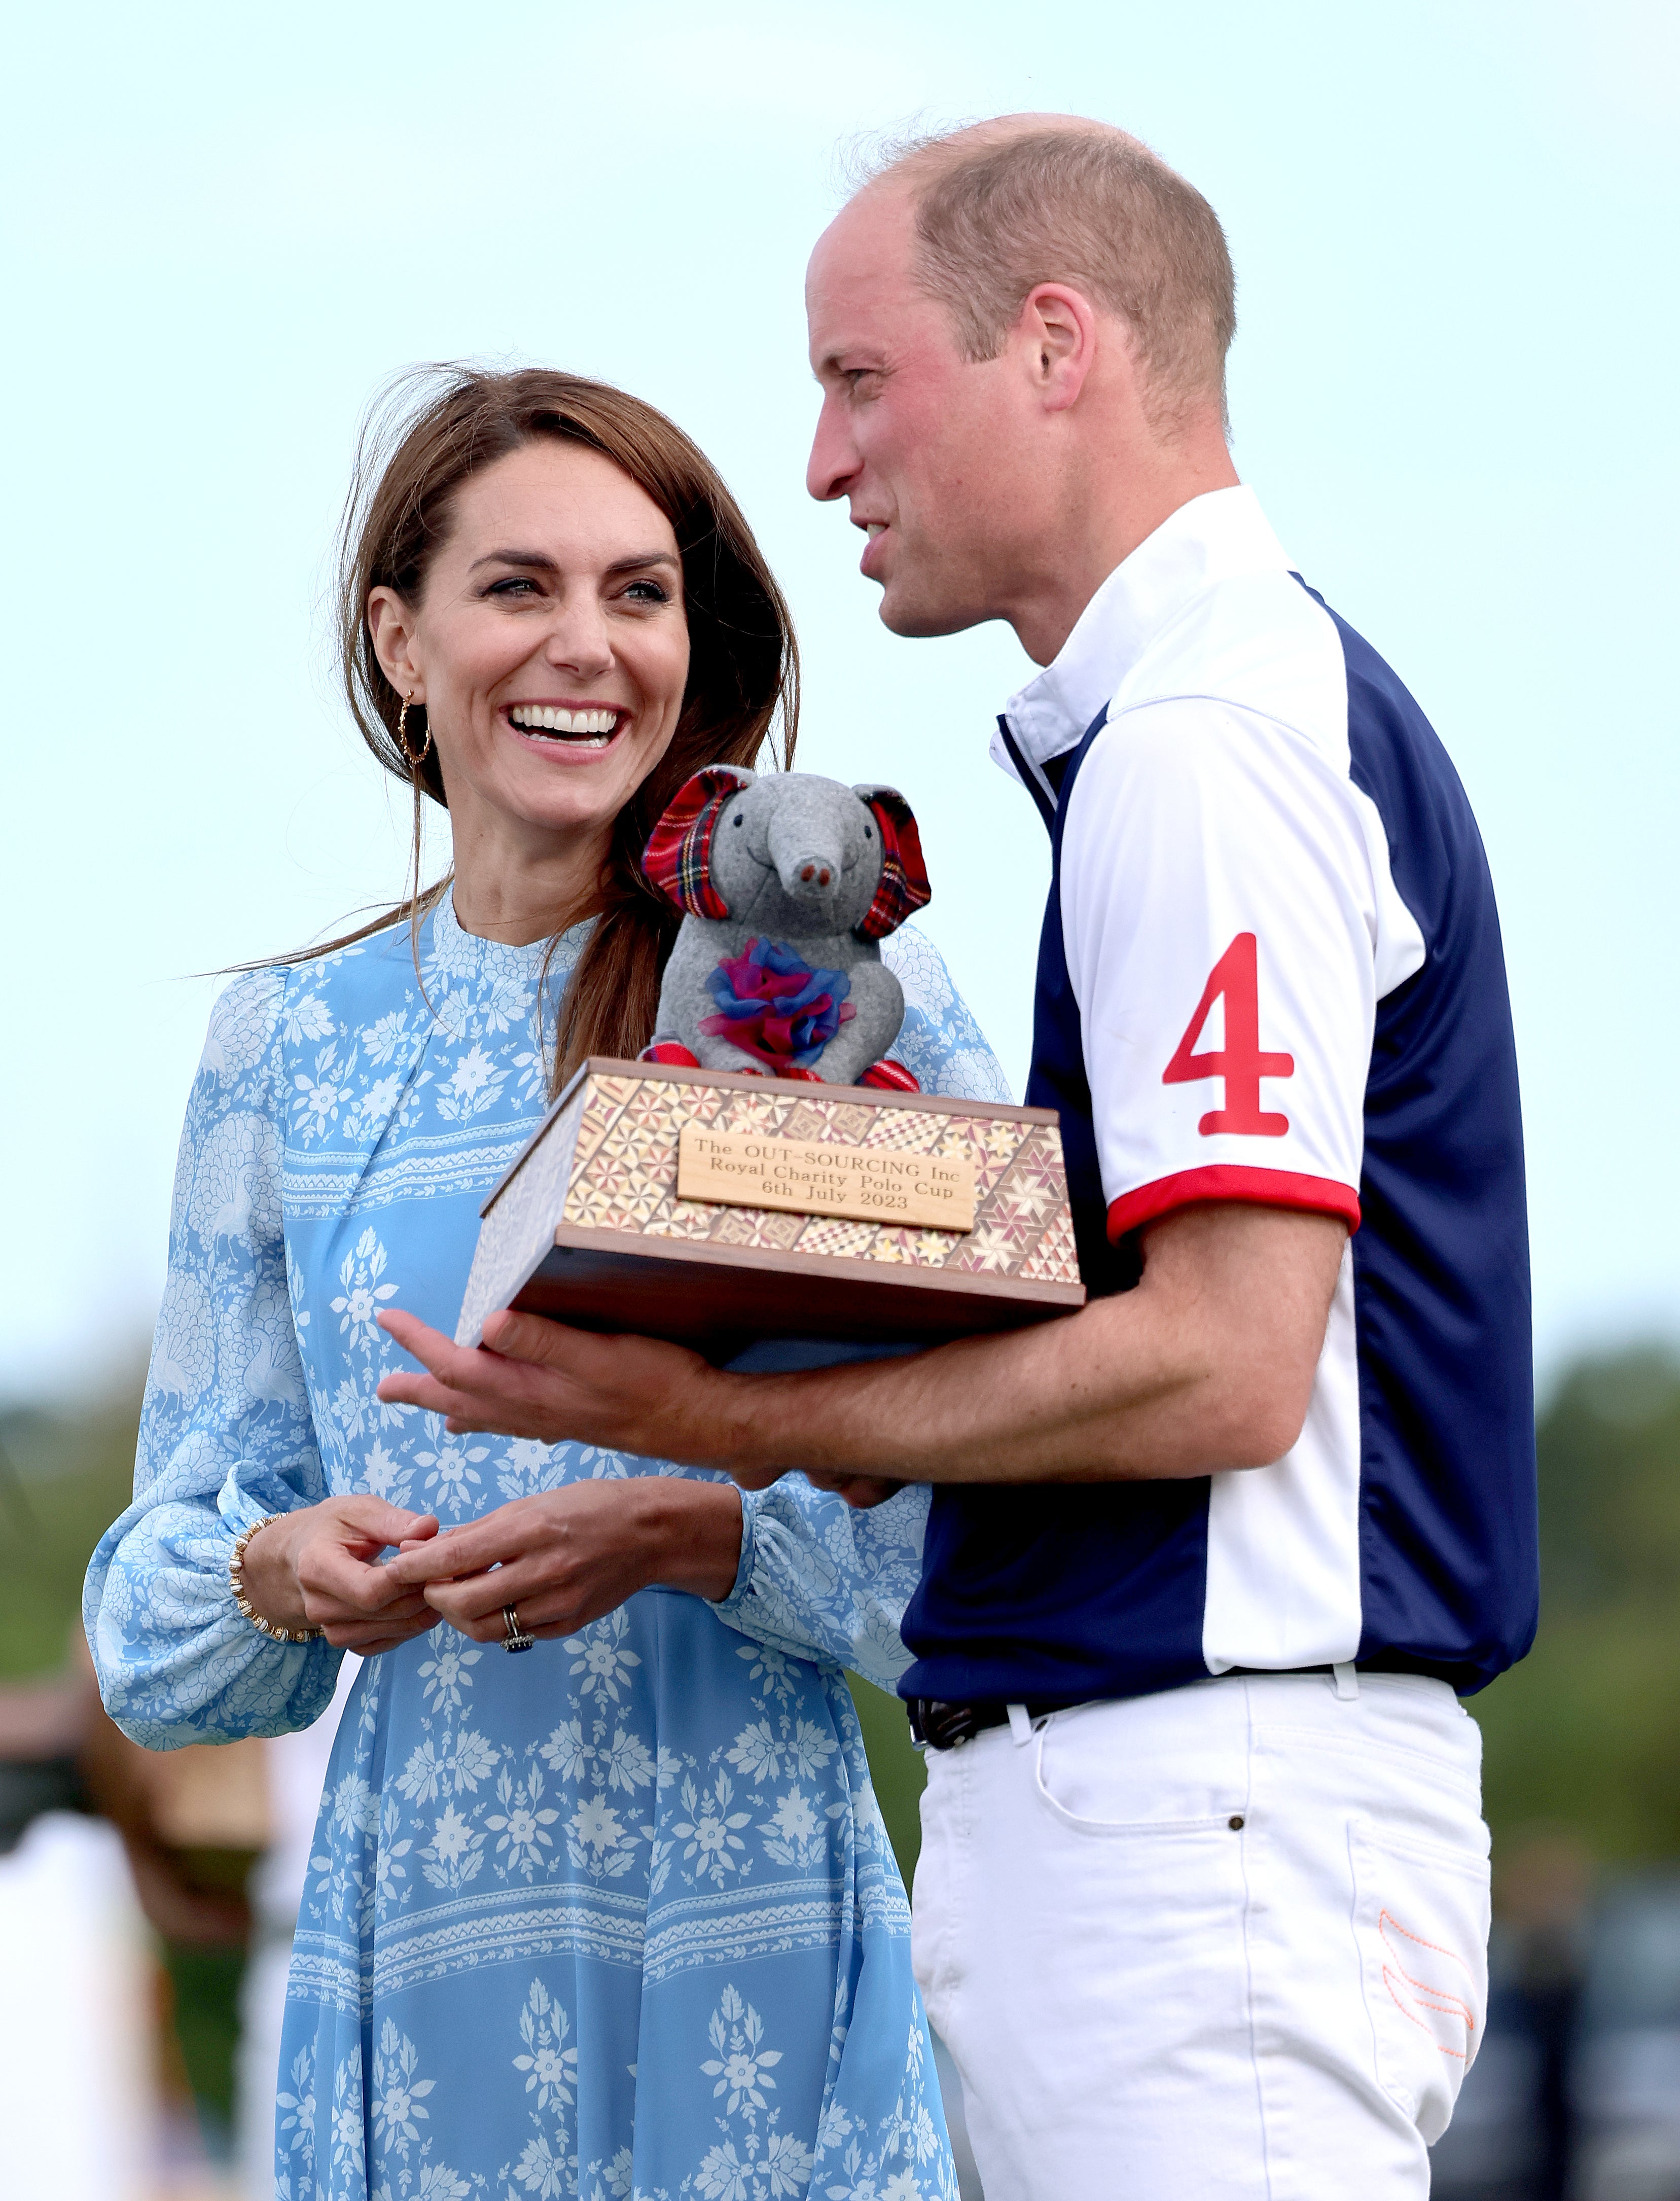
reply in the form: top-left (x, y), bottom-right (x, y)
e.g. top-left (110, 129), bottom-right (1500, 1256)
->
top-left (642, 765), bottom-right (756, 918)
top-left (852, 785), bottom-right (932, 940)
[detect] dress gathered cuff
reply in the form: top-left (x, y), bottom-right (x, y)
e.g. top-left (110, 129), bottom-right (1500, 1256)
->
top-left (715, 1483), bottom-right (763, 1611)
top-left (215, 1463), bottom-right (321, 1546)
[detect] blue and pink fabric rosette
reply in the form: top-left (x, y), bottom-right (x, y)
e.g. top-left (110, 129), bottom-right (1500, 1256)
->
top-left (699, 937), bottom-right (857, 1069)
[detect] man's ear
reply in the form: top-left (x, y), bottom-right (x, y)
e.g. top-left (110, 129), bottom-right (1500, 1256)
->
top-left (851, 786), bottom-right (932, 939)
top-left (642, 765), bottom-right (756, 918)
top-left (1018, 281), bottom-right (1098, 414)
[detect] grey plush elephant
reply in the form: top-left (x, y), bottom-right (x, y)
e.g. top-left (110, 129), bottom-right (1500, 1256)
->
top-left (641, 766), bottom-right (932, 1086)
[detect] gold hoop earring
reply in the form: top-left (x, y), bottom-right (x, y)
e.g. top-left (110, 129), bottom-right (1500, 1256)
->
top-left (397, 693), bottom-right (433, 768)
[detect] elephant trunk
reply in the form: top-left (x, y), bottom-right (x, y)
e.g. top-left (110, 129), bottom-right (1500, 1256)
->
top-left (768, 808), bottom-right (847, 910)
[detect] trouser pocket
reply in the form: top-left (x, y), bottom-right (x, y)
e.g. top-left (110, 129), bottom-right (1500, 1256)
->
top-left (1348, 1818), bottom-right (1491, 2145)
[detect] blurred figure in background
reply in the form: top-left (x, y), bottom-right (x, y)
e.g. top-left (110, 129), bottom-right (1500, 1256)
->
top-left (0, 1636), bottom-right (252, 2198)
top-left (1, 1652), bottom-right (159, 2201)
top-left (1496, 1834), bottom-right (1593, 2201)
top-left (1, 1631), bottom-right (352, 2201)
top-left (0, 1800), bottom-right (158, 2198)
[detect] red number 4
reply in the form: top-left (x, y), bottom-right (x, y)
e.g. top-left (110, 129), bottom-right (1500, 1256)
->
top-left (1162, 933), bottom-right (1294, 1137)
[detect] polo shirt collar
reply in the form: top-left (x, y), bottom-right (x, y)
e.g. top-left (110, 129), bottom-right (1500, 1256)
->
top-left (991, 485), bottom-right (1293, 783)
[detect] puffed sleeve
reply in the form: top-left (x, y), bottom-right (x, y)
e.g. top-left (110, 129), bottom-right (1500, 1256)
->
top-left (881, 921), bottom-right (1014, 1105)
top-left (714, 1479), bottom-right (932, 1692)
top-left (83, 968), bottom-right (344, 1748)
top-left (711, 930), bottom-right (1008, 1688)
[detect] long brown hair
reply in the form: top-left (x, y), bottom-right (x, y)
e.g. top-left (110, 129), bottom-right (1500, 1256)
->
top-left (269, 365), bottom-right (797, 1093)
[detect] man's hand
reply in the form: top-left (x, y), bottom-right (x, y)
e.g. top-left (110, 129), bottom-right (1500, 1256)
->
top-left (382, 1479), bottom-right (743, 1643)
top-left (239, 1497), bottom-right (443, 1653)
top-left (376, 1312), bottom-right (905, 1506)
top-left (374, 1203), bottom-right (1345, 1495)
top-left (376, 1307), bottom-right (728, 1456)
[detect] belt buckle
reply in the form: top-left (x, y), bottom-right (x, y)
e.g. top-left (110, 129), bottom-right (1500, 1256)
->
top-left (912, 1698), bottom-right (984, 1751)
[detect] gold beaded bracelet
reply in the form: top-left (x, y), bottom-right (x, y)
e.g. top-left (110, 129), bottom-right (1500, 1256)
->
top-left (229, 1514), bottom-right (320, 1643)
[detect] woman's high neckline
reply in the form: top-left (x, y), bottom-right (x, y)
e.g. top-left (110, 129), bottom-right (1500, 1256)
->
top-left (433, 888), bottom-right (593, 975)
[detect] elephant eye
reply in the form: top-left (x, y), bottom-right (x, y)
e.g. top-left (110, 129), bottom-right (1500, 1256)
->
top-left (864, 825), bottom-right (874, 840)
top-left (732, 815), bottom-right (743, 827)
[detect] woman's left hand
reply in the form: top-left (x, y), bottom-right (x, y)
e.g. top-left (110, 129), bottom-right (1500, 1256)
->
top-left (382, 1478), bottom-right (743, 1643)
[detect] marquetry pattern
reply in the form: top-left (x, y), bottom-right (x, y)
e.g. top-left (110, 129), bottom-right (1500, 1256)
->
top-left (560, 1073), bottom-right (1080, 1285)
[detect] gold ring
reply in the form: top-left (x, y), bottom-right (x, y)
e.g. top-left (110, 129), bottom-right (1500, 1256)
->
top-left (502, 1604), bottom-right (534, 1654)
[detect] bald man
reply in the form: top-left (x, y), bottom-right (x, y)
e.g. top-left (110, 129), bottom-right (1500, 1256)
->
top-left (381, 118), bottom-right (1536, 2199)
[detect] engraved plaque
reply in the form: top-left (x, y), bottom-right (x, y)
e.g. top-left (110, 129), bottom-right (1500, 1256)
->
top-left (676, 1125), bottom-right (976, 1231)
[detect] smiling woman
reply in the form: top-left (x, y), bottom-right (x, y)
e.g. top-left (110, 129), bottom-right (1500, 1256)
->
top-left (311, 366), bottom-right (799, 1092)
top-left (81, 366), bottom-right (1000, 2200)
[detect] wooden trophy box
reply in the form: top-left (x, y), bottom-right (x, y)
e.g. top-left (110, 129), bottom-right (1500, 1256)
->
top-left (456, 1058), bottom-right (1085, 1358)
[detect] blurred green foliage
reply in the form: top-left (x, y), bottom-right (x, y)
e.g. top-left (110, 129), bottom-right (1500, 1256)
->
top-left (161, 1940), bottom-right (244, 2136)
top-left (1475, 1345), bottom-right (1680, 1862)
top-left (847, 1671), bottom-right (926, 1886)
top-left (0, 1387), bottom-right (141, 1679)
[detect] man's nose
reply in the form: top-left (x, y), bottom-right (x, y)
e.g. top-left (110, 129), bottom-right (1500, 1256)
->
top-left (806, 395), bottom-right (859, 504)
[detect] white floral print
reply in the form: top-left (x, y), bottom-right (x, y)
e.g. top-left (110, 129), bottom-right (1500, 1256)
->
top-left (83, 900), bottom-right (991, 2199)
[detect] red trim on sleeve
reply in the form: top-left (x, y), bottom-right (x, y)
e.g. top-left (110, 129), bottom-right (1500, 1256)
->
top-left (1106, 1165), bottom-right (1361, 1241)
top-left (859, 1057), bottom-right (921, 1093)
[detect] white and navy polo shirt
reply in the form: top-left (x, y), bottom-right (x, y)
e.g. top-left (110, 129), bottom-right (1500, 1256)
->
top-left (900, 486), bottom-right (1537, 1705)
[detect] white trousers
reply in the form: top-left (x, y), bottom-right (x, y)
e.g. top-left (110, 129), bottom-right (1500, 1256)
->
top-left (912, 1671), bottom-right (1490, 2200)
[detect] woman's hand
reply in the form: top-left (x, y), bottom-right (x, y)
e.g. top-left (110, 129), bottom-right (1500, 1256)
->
top-left (383, 1479), bottom-right (743, 1645)
top-left (239, 1498), bottom-right (444, 1654)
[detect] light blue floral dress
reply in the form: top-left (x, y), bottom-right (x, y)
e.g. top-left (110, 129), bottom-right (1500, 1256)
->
top-left (84, 899), bottom-right (1009, 2201)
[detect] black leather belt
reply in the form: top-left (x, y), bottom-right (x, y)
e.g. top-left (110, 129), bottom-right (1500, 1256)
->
top-left (908, 1697), bottom-right (1081, 1750)
top-left (908, 1666), bottom-right (1396, 1752)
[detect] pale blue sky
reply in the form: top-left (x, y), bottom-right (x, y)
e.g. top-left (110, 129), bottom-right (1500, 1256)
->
top-left (4, 0), bottom-right (1674, 1401)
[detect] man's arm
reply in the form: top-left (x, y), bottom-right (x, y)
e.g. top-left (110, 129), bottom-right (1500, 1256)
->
top-left (376, 1198), bottom-right (1345, 1489)
top-left (378, 686), bottom-right (1370, 1493)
